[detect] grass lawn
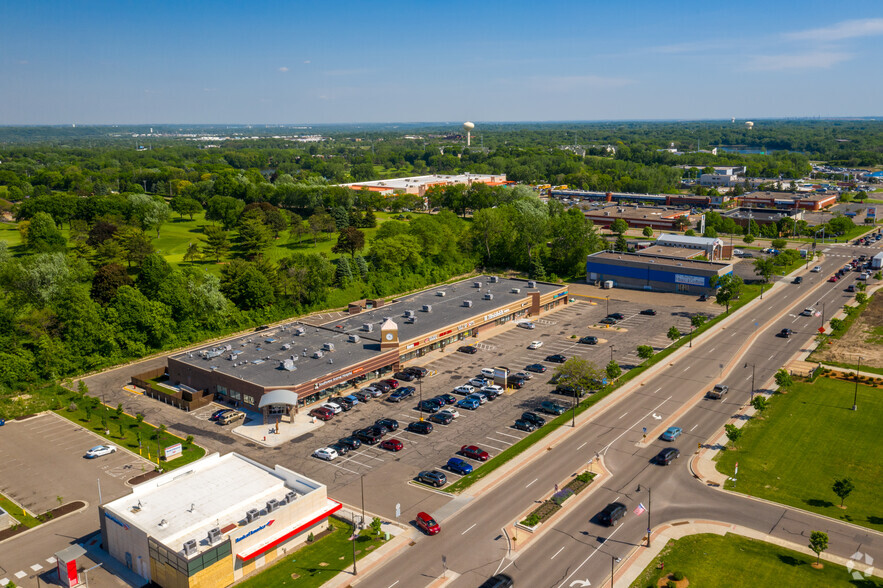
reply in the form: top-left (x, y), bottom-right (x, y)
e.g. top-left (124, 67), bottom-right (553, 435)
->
top-left (237, 517), bottom-right (388, 588)
top-left (0, 492), bottom-right (40, 528)
top-left (715, 377), bottom-right (883, 532)
top-left (629, 533), bottom-right (882, 588)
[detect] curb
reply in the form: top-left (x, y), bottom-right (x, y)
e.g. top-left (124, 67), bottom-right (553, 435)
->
top-left (0, 500), bottom-right (90, 547)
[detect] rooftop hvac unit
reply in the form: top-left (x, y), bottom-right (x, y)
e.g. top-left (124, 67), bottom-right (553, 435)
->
top-left (511, 288), bottom-right (521, 294)
top-left (285, 491), bottom-right (297, 504)
top-left (182, 539), bottom-right (198, 557)
top-left (362, 323), bottom-right (373, 332)
top-left (484, 293), bottom-right (494, 300)
top-left (527, 281), bottom-right (536, 288)
top-left (473, 281), bottom-right (482, 288)
top-left (246, 508), bottom-right (260, 523)
top-left (404, 310), bottom-right (415, 318)
top-left (266, 499), bottom-right (280, 514)
top-left (489, 276), bottom-right (499, 283)
top-left (207, 527), bottom-right (222, 545)
top-left (463, 300), bottom-right (473, 307)
top-left (348, 334), bottom-right (360, 343)
top-left (312, 350), bottom-right (324, 359)
top-left (405, 317), bottom-right (415, 324)
top-left (323, 342), bottom-right (335, 352)
top-left (282, 343), bottom-right (291, 350)
top-left (281, 359), bottom-right (297, 372)
top-left (436, 291), bottom-right (446, 297)
top-left (422, 304), bottom-right (432, 312)
top-left (294, 326), bottom-right (306, 336)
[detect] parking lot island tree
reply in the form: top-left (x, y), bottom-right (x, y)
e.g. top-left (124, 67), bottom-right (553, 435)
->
top-left (552, 357), bottom-right (601, 396)
top-left (667, 326), bottom-right (681, 341)
top-left (637, 345), bottom-right (654, 360)
top-left (832, 478), bottom-right (854, 508)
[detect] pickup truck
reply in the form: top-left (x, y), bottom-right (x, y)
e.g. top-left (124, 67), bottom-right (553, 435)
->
top-left (706, 384), bottom-right (729, 400)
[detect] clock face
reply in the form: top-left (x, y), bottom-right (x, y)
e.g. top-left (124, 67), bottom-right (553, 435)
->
top-left (385, 333), bottom-right (394, 341)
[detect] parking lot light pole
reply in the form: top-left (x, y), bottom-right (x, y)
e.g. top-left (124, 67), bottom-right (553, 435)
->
top-left (689, 325), bottom-right (694, 348)
top-left (606, 296), bottom-right (610, 316)
top-left (853, 356), bottom-right (862, 411)
top-left (418, 378), bottom-right (424, 421)
top-left (609, 345), bottom-right (615, 363)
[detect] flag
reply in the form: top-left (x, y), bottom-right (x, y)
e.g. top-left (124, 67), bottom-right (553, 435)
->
top-left (634, 503), bottom-right (646, 516)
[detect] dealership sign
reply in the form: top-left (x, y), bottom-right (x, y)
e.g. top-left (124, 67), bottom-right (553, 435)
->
top-left (674, 274), bottom-right (705, 286)
top-left (483, 308), bottom-right (511, 321)
top-left (235, 519), bottom-right (275, 543)
top-left (105, 511), bottom-right (130, 531)
top-left (164, 443), bottom-right (182, 460)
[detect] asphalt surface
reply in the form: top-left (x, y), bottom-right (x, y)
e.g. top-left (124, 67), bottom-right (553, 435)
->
top-left (354, 241), bottom-right (883, 588)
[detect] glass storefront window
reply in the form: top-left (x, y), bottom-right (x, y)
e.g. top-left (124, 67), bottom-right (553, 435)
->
top-left (242, 394), bottom-right (255, 406)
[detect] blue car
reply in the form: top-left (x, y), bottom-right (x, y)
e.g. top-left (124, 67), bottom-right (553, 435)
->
top-left (457, 397), bottom-right (480, 411)
top-left (344, 394), bottom-right (360, 406)
top-left (661, 426), bottom-right (682, 441)
top-left (388, 387), bottom-right (415, 403)
top-left (446, 457), bottom-right (473, 475)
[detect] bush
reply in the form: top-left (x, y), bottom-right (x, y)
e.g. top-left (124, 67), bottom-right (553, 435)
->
top-left (68, 402), bottom-right (78, 412)
top-left (671, 570), bottom-right (685, 581)
top-left (307, 532), bottom-right (314, 543)
top-left (521, 513), bottom-right (541, 527)
top-left (551, 488), bottom-right (574, 506)
top-left (667, 581), bottom-right (677, 588)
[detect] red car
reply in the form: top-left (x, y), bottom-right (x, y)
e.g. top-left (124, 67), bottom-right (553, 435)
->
top-left (828, 275), bottom-right (839, 282)
top-left (379, 438), bottom-right (403, 452)
top-left (382, 379), bottom-right (399, 389)
top-left (415, 511), bottom-right (440, 535)
top-left (459, 445), bottom-right (490, 461)
top-left (309, 407), bottom-right (334, 421)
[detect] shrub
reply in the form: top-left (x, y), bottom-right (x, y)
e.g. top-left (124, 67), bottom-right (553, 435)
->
top-left (307, 532), bottom-right (314, 543)
top-left (185, 435), bottom-right (194, 447)
top-left (575, 472), bottom-right (595, 483)
top-left (551, 488), bottom-right (574, 506)
top-left (671, 570), bottom-right (685, 581)
top-left (667, 581), bottom-right (677, 588)
top-left (68, 402), bottom-right (78, 412)
top-left (521, 513), bottom-right (541, 527)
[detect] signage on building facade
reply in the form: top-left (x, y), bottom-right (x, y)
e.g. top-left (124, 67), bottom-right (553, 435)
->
top-left (105, 511), bottom-right (130, 531)
top-left (315, 370), bottom-right (354, 389)
top-left (483, 308), bottom-right (511, 321)
top-left (164, 443), bottom-right (182, 460)
top-left (674, 274), bottom-right (705, 286)
top-left (235, 519), bottom-right (275, 543)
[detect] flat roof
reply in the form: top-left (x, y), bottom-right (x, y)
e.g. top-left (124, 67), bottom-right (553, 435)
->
top-left (104, 453), bottom-right (320, 552)
top-left (656, 233), bottom-right (722, 246)
top-left (637, 245), bottom-right (702, 259)
top-left (340, 173), bottom-right (503, 190)
top-left (744, 191), bottom-right (836, 202)
top-left (583, 205), bottom-right (696, 221)
top-left (589, 251), bottom-right (732, 272)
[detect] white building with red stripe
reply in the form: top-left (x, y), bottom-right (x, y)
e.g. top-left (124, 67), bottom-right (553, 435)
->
top-left (99, 453), bottom-right (340, 587)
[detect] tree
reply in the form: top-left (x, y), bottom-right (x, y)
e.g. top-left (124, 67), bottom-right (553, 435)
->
top-left (548, 208), bottom-right (602, 277)
top-left (642, 226), bottom-right (654, 238)
top-left (743, 234), bottom-right (755, 244)
top-left (667, 326), bottom-right (680, 341)
top-left (219, 260), bottom-right (275, 310)
top-left (703, 227), bottom-right (717, 238)
top-left (606, 360), bottom-right (621, 380)
top-left (335, 256), bottom-right (354, 285)
top-left (370, 516), bottom-right (383, 536)
top-left (119, 228), bottom-right (154, 268)
top-left (237, 217), bottom-right (273, 259)
top-left (710, 273), bottom-right (743, 314)
top-left (751, 395), bottom-right (768, 411)
top-left (753, 257), bottom-right (776, 283)
top-left (277, 252), bottom-right (335, 307)
top-left (684, 229), bottom-right (696, 237)
top-left (115, 403), bottom-right (124, 418)
top-left (690, 314), bottom-right (707, 328)
top-left (855, 292), bottom-right (868, 305)
top-left (610, 218), bottom-right (629, 236)
top-left (332, 226), bottom-right (366, 258)
top-left (808, 531), bottom-right (828, 565)
top-left (724, 423), bottom-right (742, 446)
top-left (832, 478), bottom-right (854, 508)
top-left (353, 254), bottom-right (369, 280)
top-left (128, 194), bottom-right (171, 237)
top-left (24, 212), bottom-right (67, 252)
top-left (307, 212), bottom-right (336, 244)
top-left (288, 213), bottom-right (307, 243)
top-left (771, 238), bottom-right (787, 249)
top-left (90, 263), bottom-right (133, 304)
top-left (183, 242), bottom-right (201, 264)
top-left (170, 196), bottom-right (203, 220)
top-left (201, 225), bottom-right (231, 262)
top-left (614, 234), bottom-right (628, 252)
top-left (673, 216), bottom-right (691, 231)
top-left (637, 345), bottom-right (654, 359)
top-left (137, 253), bottom-right (174, 297)
top-left (774, 368), bottom-right (793, 392)
top-left (552, 357), bottom-right (601, 397)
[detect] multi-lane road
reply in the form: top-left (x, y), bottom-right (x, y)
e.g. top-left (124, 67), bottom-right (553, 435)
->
top-left (358, 242), bottom-right (883, 588)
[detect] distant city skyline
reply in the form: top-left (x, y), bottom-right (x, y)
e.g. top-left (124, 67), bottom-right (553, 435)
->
top-left (2, 1), bottom-right (882, 125)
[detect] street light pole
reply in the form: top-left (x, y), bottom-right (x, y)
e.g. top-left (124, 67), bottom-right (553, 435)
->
top-left (571, 391), bottom-right (576, 428)
top-left (606, 295), bottom-right (609, 316)
top-left (418, 378), bottom-right (423, 422)
top-left (853, 356), bottom-right (862, 411)
top-left (360, 474), bottom-right (366, 526)
top-left (689, 325), bottom-right (694, 348)
top-left (647, 486), bottom-right (652, 548)
top-left (352, 512), bottom-right (358, 575)
top-left (609, 345), bottom-right (615, 363)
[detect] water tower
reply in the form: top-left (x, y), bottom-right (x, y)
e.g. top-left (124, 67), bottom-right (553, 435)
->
top-left (745, 121), bottom-right (754, 130)
top-left (463, 121), bottom-right (475, 146)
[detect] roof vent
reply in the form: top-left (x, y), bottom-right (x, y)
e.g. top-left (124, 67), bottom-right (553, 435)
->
top-left (348, 334), bottom-right (360, 343)
top-left (293, 326), bottom-right (306, 336)
top-left (284, 491), bottom-right (298, 504)
top-left (183, 539), bottom-right (198, 557)
top-left (281, 343), bottom-right (291, 350)
top-left (422, 304), bottom-right (432, 312)
top-left (246, 508), bottom-right (260, 523)
top-left (312, 350), bottom-right (324, 359)
top-left (527, 281), bottom-right (536, 288)
top-left (404, 310), bottom-right (415, 318)
top-left (473, 281), bottom-right (482, 288)
top-left (484, 293), bottom-right (494, 300)
top-left (511, 288), bottom-right (521, 294)
top-left (207, 527), bottom-right (222, 545)
top-left (362, 323), bottom-right (373, 332)
top-left (489, 276), bottom-right (499, 283)
top-left (323, 342), bottom-right (335, 352)
top-left (463, 300), bottom-right (473, 307)
top-left (436, 291), bottom-right (446, 297)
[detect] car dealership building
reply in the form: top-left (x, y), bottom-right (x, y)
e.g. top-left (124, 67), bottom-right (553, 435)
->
top-left (164, 276), bottom-right (568, 415)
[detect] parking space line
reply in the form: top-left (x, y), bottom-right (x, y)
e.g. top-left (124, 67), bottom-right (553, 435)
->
top-left (486, 437), bottom-right (513, 446)
top-left (481, 442), bottom-right (506, 452)
top-left (321, 460), bottom-right (363, 475)
top-left (494, 431), bottom-right (524, 440)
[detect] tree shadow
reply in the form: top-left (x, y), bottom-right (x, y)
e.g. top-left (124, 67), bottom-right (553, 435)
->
top-left (804, 498), bottom-right (834, 508)
top-left (777, 554), bottom-right (807, 567)
top-left (867, 515), bottom-right (883, 526)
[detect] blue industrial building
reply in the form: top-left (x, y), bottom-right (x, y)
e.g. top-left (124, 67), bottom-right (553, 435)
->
top-left (586, 251), bottom-right (734, 294)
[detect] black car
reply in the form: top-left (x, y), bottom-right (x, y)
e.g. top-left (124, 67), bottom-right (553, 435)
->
top-left (639, 309), bottom-right (657, 316)
top-left (545, 354), bottom-right (567, 363)
top-left (374, 381), bottom-right (392, 393)
top-left (579, 336), bottom-right (598, 345)
top-left (330, 397), bottom-right (354, 411)
top-left (513, 419), bottom-right (538, 432)
top-left (598, 502), bottom-right (627, 526)
top-left (328, 442), bottom-right (351, 456)
top-left (607, 312), bottom-right (625, 320)
top-left (478, 574), bottom-right (514, 588)
top-left (394, 371), bottom-right (416, 382)
top-left (353, 430), bottom-right (381, 445)
top-left (404, 366), bottom-right (429, 378)
top-left (777, 328), bottom-right (793, 338)
top-left (458, 345), bottom-right (478, 354)
top-left (507, 378), bottom-right (525, 389)
top-left (417, 470), bottom-right (447, 487)
top-left (338, 436), bottom-right (362, 450)
top-left (555, 384), bottom-right (584, 397)
top-left (365, 425), bottom-right (388, 438)
top-left (407, 421), bottom-right (434, 434)
top-left (428, 412), bottom-right (453, 425)
top-left (599, 317), bottom-right (618, 325)
top-left (434, 393), bottom-right (457, 405)
top-left (699, 294), bottom-right (709, 301)
top-left (417, 399), bottom-right (442, 413)
top-left (793, 276), bottom-right (803, 284)
top-left (655, 447), bottom-right (680, 465)
top-left (375, 418), bottom-right (399, 431)
top-left (525, 363), bottom-right (547, 373)
top-left (521, 411), bottom-right (545, 427)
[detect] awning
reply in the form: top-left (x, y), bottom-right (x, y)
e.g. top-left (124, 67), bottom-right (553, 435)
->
top-left (258, 389), bottom-right (298, 408)
top-left (236, 500), bottom-right (342, 561)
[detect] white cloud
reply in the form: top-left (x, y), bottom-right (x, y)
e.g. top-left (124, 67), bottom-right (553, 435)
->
top-left (278, 66), bottom-right (289, 72)
top-left (744, 51), bottom-right (852, 71)
top-left (786, 18), bottom-right (883, 41)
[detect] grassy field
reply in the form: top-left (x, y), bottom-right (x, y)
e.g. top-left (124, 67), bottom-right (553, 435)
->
top-left (715, 377), bottom-right (883, 532)
top-left (236, 517), bottom-right (388, 588)
top-left (0, 492), bottom-right (40, 528)
top-left (629, 533), bottom-right (882, 588)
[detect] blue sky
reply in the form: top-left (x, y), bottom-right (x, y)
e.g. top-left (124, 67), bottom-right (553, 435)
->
top-left (2, 1), bottom-right (882, 124)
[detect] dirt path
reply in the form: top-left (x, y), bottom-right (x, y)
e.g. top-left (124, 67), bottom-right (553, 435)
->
top-left (813, 292), bottom-right (883, 368)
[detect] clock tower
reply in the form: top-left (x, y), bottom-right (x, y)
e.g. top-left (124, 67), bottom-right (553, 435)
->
top-left (380, 318), bottom-right (399, 350)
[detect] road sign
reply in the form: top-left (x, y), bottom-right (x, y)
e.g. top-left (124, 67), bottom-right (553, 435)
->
top-left (818, 327), bottom-right (825, 334)
top-left (642, 427), bottom-right (647, 434)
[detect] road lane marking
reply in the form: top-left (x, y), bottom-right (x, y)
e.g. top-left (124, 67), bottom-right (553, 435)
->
top-left (577, 441), bottom-right (588, 450)
top-left (708, 347), bottom-right (715, 353)
top-left (462, 523), bottom-right (477, 535)
top-left (551, 545), bottom-right (566, 560)
top-left (690, 424), bottom-right (698, 432)
top-left (602, 396), bottom-right (672, 455)
top-left (556, 497), bottom-right (625, 588)
top-left (387, 582), bottom-right (399, 588)
top-left (618, 413), bottom-right (628, 419)
top-left (526, 478), bottom-right (538, 488)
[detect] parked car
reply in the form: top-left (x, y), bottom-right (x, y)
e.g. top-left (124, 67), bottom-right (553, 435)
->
top-left (313, 447), bottom-right (338, 461)
top-left (655, 447), bottom-right (680, 465)
top-left (469, 377), bottom-right (490, 387)
top-left (415, 511), bottom-right (441, 535)
top-left (480, 367), bottom-right (496, 378)
top-left (698, 294), bottom-right (709, 301)
top-left (322, 402), bottom-right (343, 415)
top-left (446, 457), bottom-right (473, 475)
top-left (381, 379), bottom-right (399, 389)
top-left (521, 411), bottom-right (546, 427)
top-left (517, 321), bottom-right (536, 330)
top-left (353, 430), bottom-right (382, 445)
top-left (218, 410), bottom-right (245, 425)
top-left (406, 421), bottom-right (434, 435)
top-left (540, 400), bottom-right (567, 415)
top-left (434, 393), bottom-right (457, 405)
top-left (528, 340), bottom-right (543, 349)
top-left (777, 328), bottom-right (794, 338)
top-left (365, 425), bottom-right (388, 438)
top-left (661, 426), bottom-right (683, 441)
top-left (579, 336), bottom-right (598, 345)
top-left (482, 384), bottom-right (504, 395)
top-left (514, 371), bottom-right (533, 380)
top-left (507, 378), bottom-right (525, 389)
top-left (829, 275), bottom-right (839, 282)
top-left (439, 408), bottom-right (460, 419)
top-left (458, 345), bottom-right (478, 354)
top-left (598, 502), bottom-right (627, 526)
top-left (555, 384), bottom-right (583, 397)
top-left (639, 309), bottom-right (657, 316)
top-left (859, 272), bottom-right (870, 280)
top-left (811, 266), bottom-right (822, 273)
top-left (309, 407), bottom-right (335, 421)
top-left (328, 442), bottom-right (350, 456)
top-left (394, 371), bottom-right (416, 382)
top-left (380, 438), bottom-right (404, 452)
top-left (525, 363), bottom-right (547, 373)
top-left (417, 470), bottom-right (447, 487)
top-left (846, 284), bottom-right (856, 292)
top-left (374, 381), bottom-right (392, 393)
top-left (607, 312), bottom-right (625, 320)
top-left (599, 317), bottom-right (618, 325)
top-left (460, 445), bottom-right (490, 461)
top-left (428, 412), bottom-right (453, 425)
top-left (85, 445), bottom-right (117, 459)
top-left (375, 418), bottom-right (398, 431)
top-left (404, 366), bottom-right (429, 378)
top-left (388, 387), bottom-right (415, 402)
top-left (329, 397), bottom-right (353, 411)
top-left (545, 354), bottom-right (567, 363)
top-left (344, 394), bottom-right (360, 406)
top-left (417, 399), bottom-right (442, 413)
top-left (210, 408), bottom-right (233, 421)
top-left (352, 391), bottom-right (372, 403)
top-left (513, 419), bottom-right (538, 432)
top-left (457, 397), bottom-right (480, 410)
top-left (338, 436), bottom-right (362, 450)
top-left (454, 384), bottom-right (475, 395)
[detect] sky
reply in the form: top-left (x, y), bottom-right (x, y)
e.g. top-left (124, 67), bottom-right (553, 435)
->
top-left (2, 0), bottom-right (882, 124)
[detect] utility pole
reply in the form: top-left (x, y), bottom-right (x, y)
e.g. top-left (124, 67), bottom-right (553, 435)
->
top-left (418, 378), bottom-right (423, 422)
top-left (689, 325), bottom-right (694, 348)
top-left (609, 345), bottom-right (615, 363)
top-left (606, 295), bottom-right (610, 316)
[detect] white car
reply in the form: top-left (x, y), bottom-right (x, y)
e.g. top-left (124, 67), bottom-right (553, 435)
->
top-left (517, 321), bottom-right (536, 330)
top-left (480, 368), bottom-right (496, 378)
top-left (801, 307), bottom-right (815, 317)
top-left (528, 340), bottom-right (543, 349)
top-left (454, 385), bottom-right (475, 395)
top-left (322, 402), bottom-right (343, 414)
top-left (811, 266), bottom-right (822, 273)
top-left (439, 408), bottom-right (460, 419)
top-left (859, 272), bottom-right (870, 280)
top-left (482, 385), bottom-right (504, 394)
top-left (313, 447), bottom-right (339, 461)
top-left (469, 377), bottom-right (489, 388)
top-left (85, 445), bottom-right (117, 459)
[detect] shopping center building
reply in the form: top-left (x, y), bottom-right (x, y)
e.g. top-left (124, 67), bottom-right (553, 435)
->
top-left (99, 453), bottom-right (340, 587)
top-left (165, 276), bottom-right (568, 414)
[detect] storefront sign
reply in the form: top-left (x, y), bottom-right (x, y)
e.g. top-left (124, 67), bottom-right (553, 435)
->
top-left (456, 321), bottom-right (475, 331)
top-left (315, 370), bottom-right (354, 389)
top-left (164, 443), bottom-right (182, 460)
top-left (235, 519), bottom-right (275, 543)
top-left (553, 291), bottom-right (568, 299)
top-left (674, 274), bottom-right (705, 286)
top-left (105, 511), bottom-right (130, 531)
top-left (483, 308), bottom-right (511, 322)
